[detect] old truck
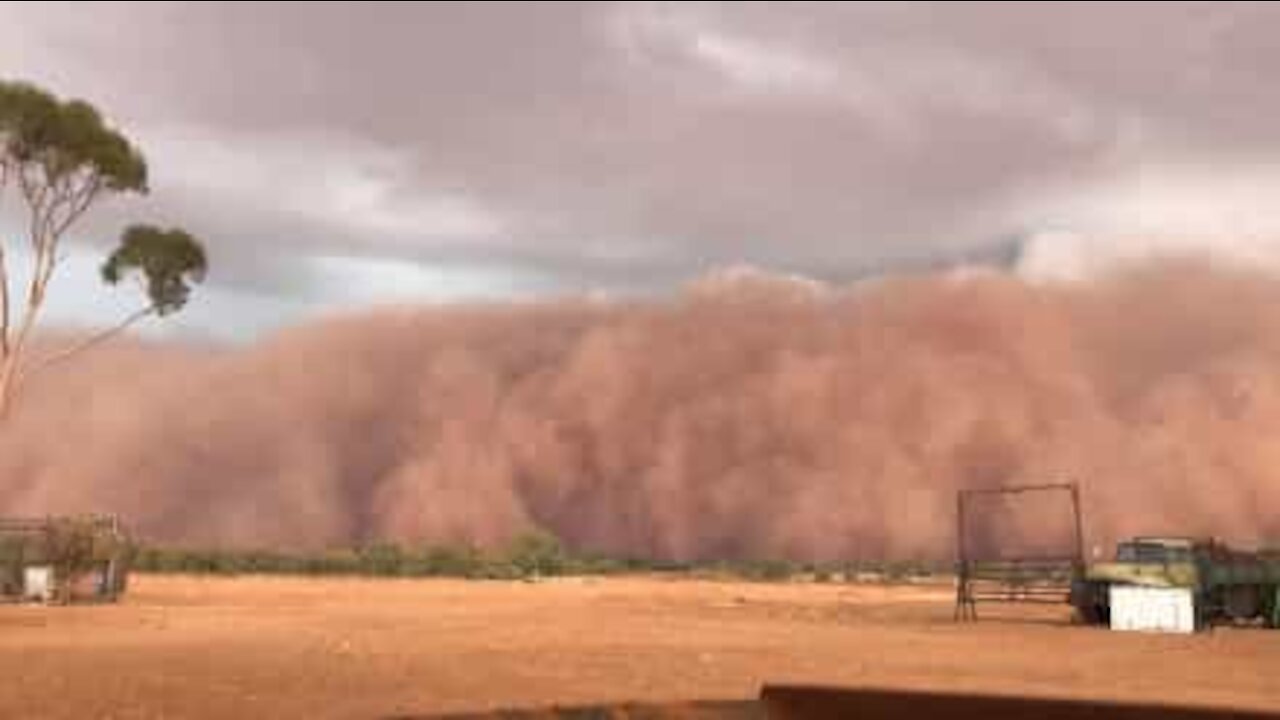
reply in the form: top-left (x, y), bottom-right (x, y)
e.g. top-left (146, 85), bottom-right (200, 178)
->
top-left (1070, 536), bottom-right (1280, 630)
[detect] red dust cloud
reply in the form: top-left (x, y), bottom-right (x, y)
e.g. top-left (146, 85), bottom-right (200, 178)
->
top-left (1, 260), bottom-right (1278, 562)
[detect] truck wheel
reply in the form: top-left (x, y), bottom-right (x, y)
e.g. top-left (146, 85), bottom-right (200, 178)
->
top-left (1094, 602), bottom-right (1110, 626)
top-left (1071, 581), bottom-right (1108, 625)
top-left (1263, 586), bottom-right (1280, 629)
top-left (1225, 585), bottom-right (1261, 621)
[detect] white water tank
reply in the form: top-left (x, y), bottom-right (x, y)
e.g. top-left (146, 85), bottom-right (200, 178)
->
top-left (23, 566), bottom-right (54, 603)
top-left (1109, 585), bottom-right (1195, 634)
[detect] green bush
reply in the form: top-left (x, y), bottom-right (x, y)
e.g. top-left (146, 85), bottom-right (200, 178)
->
top-left (505, 529), bottom-right (567, 577)
top-left (738, 559), bottom-right (798, 582)
top-left (358, 543), bottom-right (405, 576)
top-left (567, 553), bottom-right (625, 575)
top-left (415, 544), bottom-right (485, 577)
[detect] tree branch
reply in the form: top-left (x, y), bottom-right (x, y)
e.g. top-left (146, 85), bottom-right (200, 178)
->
top-left (50, 174), bottom-right (100, 240)
top-left (17, 164), bottom-right (49, 252)
top-left (26, 227), bottom-right (51, 308)
top-left (22, 305), bottom-right (157, 382)
top-left (0, 243), bottom-right (9, 358)
top-left (0, 161), bottom-right (9, 358)
top-left (10, 190), bottom-right (61, 368)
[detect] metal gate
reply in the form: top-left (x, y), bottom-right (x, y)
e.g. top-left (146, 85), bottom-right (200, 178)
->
top-left (954, 482), bottom-right (1084, 621)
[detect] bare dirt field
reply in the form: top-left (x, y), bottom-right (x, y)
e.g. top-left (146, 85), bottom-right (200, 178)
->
top-left (0, 574), bottom-right (1276, 719)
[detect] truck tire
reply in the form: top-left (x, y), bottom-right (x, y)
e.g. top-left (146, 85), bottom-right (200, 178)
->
top-left (1225, 585), bottom-right (1262, 621)
top-left (1263, 585), bottom-right (1280, 629)
top-left (1071, 580), bottom-right (1108, 625)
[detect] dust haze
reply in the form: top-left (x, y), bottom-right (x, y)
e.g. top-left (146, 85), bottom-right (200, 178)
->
top-left (2, 260), bottom-right (1277, 562)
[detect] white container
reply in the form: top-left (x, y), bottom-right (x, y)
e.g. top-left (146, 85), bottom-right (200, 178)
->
top-left (23, 565), bottom-right (54, 602)
top-left (1109, 585), bottom-right (1195, 634)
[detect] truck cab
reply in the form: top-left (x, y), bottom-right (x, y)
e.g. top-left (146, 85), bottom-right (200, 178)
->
top-left (1087, 536), bottom-right (1203, 588)
top-left (1115, 536), bottom-right (1198, 563)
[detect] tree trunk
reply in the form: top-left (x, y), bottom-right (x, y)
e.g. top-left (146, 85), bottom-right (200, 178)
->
top-left (0, 355), bottom-right (15, 421)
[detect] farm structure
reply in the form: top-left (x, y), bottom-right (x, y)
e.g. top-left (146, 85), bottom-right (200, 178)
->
top-left (0, 514), bottom-right (131, 604)
top-left (952, 482), bottom-right (1280, 632)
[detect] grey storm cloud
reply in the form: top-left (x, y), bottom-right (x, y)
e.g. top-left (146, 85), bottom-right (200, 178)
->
top-left (4, 1), bottom-right (1280, 303)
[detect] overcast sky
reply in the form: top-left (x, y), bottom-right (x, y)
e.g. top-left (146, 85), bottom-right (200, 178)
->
top-left (4, 1), bottom-right (1280, 340)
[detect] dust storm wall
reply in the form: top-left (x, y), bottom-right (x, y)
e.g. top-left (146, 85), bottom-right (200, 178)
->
top-left (2, 261), bottom-right (1277, 561)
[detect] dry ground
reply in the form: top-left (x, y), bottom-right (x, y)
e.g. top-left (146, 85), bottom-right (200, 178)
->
top-left (0, 574), bottom-right (1276, 719)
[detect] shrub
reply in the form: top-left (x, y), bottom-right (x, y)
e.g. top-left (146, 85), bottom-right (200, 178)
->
top-left (418, 544), bottom-right (486, 577)
top-left (358, 543), bottom-right (405, 576)
top-left (505, 529), bottom-right (567, 577)
top-left (735, 558), bottom-right (798, 582)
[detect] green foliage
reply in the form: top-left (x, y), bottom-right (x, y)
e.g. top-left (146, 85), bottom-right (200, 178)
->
top-left (0, 79), bottom-right (148, 192)
top-left (418, 544), bottom-right (487, 577)
top-left (45, 519), bottom-right (99, 579)
top-left (0, 536), bottom-right (26, 595)
top-left (102, 225), bottom-right (208, 315)
top-left (357, 543), bottom-right (406, 576)
top-left (692, 558), bottom-right (799, 582)
top-left (124, 533), bottom-right (948, 585)
top-left (505, 528), bottom-right (567, 577)
top-left (740, 558), bottom-right (798, 581)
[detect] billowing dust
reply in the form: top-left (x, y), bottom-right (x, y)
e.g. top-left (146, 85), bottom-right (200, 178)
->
top-left (2, 260), bottom-right (1277, 561)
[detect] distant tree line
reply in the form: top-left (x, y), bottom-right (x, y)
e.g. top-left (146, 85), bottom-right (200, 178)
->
top-left (127, 529), bottom-right (949, 583)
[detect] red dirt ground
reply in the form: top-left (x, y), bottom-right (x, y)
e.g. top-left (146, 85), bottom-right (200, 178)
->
top-left (0, 575), bottom-right (1276, 719)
